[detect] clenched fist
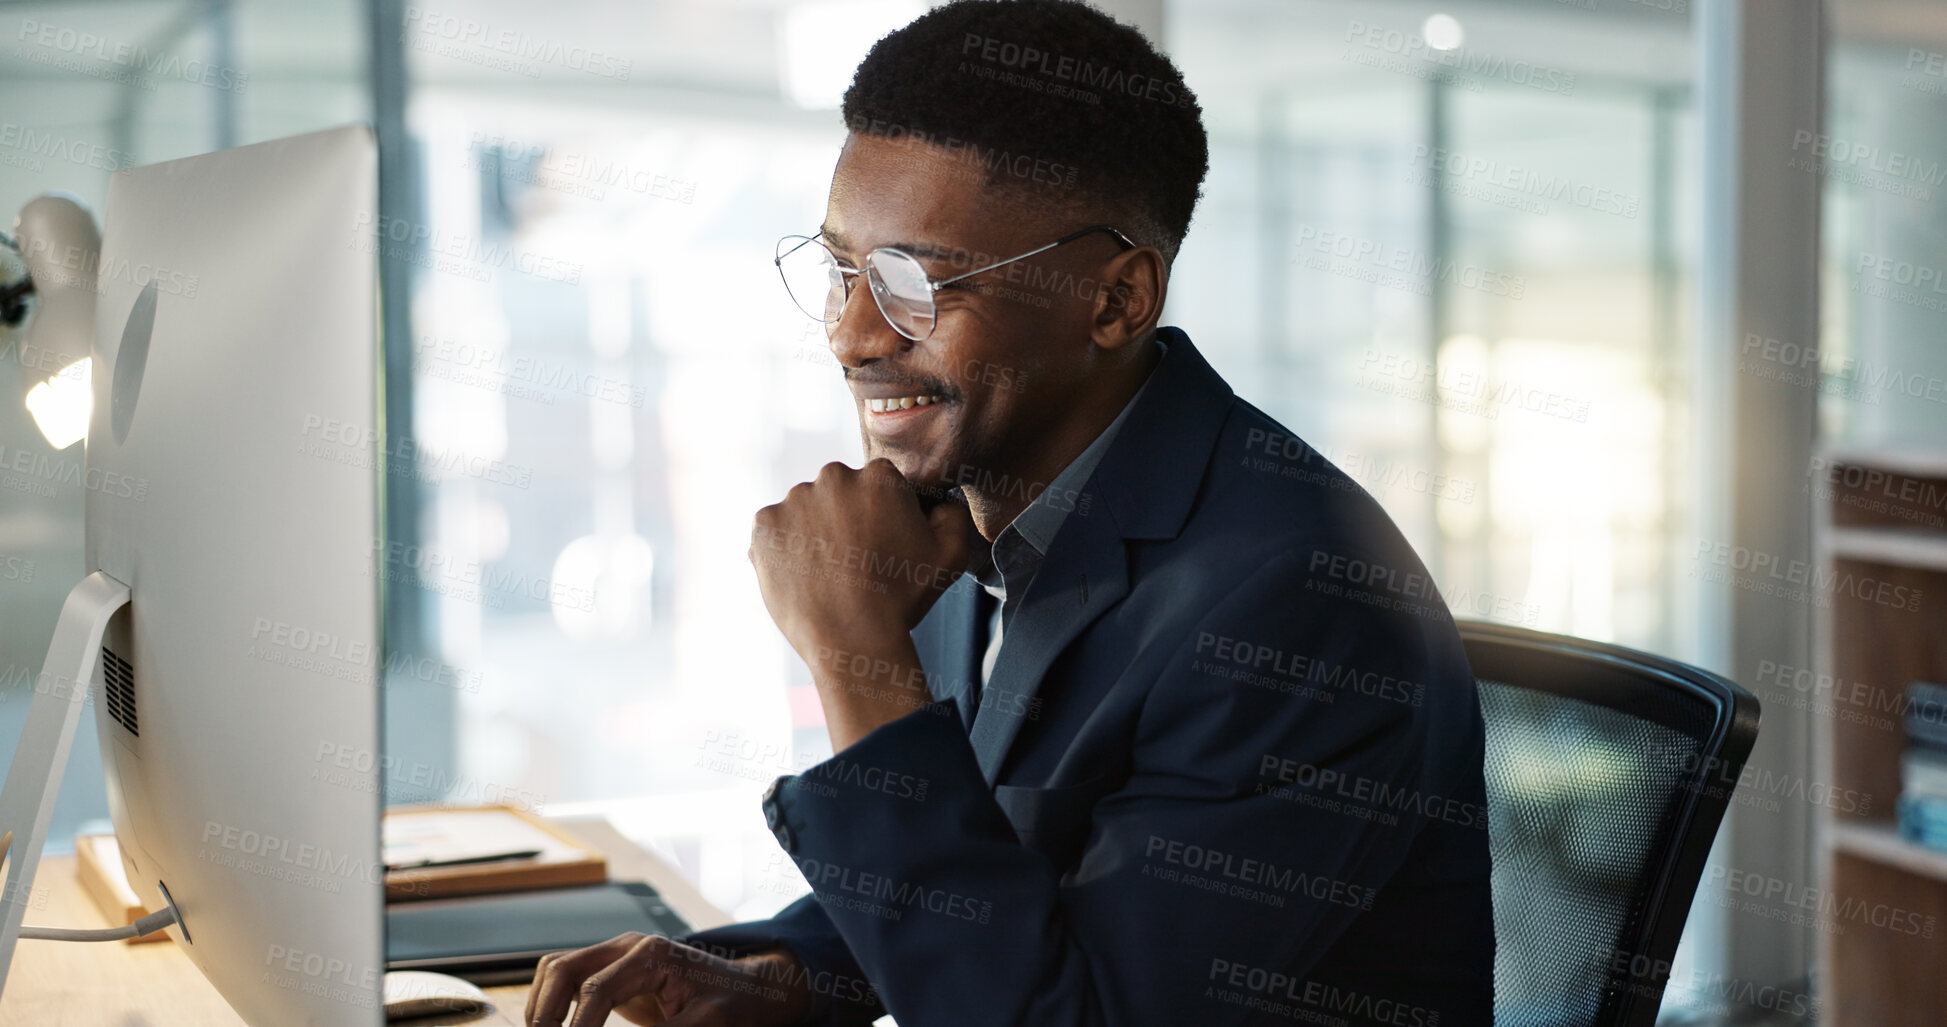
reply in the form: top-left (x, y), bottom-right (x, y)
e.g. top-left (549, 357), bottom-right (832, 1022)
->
top-left (749, 458), bottom-right (976, 749)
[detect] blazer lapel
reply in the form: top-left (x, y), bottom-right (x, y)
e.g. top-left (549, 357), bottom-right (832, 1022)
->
top-left (913, 575), bottom-right (990, 731)
top-left (968, 518), bottom-right (1130, 784)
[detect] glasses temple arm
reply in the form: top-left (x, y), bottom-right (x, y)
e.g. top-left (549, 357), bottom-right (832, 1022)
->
top-left (933, 239), bottom-right (1067, 289)
top-left (931, 225), bottom-right (1135, 290)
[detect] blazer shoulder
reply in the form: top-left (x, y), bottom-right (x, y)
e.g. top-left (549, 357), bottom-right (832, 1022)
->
top-left (1188, 398), bottom-right (1415, 559)
top-left (1154, 398), bottom-right (1470, 670)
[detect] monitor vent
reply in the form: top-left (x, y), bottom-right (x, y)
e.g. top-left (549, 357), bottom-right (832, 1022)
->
top-left (101, 646), bottom-right (138, 737)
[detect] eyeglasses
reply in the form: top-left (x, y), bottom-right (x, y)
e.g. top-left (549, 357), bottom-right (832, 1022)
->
top-left (774, 224), bottom-right (1137, 342)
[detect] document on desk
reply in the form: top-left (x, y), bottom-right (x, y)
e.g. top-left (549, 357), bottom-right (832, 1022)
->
top-left (382, 805), bottom-right (608, 900)
top-left (383, 809), bottom-right (570, 869)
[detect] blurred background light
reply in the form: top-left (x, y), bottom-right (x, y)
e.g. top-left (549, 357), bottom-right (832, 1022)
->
top-left (1423, 12), bottom-right (1465, 52)
top-left (25, 358), bottom-right (89, 449)
top-left (777, 0), bottom-right (923, 109)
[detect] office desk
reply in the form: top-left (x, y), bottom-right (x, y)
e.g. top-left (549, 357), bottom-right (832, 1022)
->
top-left (0, 815), bottom-right (731, 1027)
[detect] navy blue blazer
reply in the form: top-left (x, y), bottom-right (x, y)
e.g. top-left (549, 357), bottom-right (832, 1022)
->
top-left (689, 327), bottom-right (1495, 1026)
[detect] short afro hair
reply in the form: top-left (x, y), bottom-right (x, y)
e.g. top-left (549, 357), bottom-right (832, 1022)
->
top-left (840, 0), bottom-right (1209, 266)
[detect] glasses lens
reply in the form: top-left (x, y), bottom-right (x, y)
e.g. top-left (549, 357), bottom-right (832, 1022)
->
top-left (776, 236), bottom-right (846, 325)
top-left (866, 249), bottom-right (937, 341)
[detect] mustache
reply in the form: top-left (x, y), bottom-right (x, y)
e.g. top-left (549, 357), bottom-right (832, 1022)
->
top-left (843, 367), bottom-right (961, 401)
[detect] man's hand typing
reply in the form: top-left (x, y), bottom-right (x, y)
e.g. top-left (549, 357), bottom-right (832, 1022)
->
top-left (525, 935), bottom-right (811, 1027)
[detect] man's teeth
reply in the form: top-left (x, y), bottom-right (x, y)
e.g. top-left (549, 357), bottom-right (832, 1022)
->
top-left (866, 395), bottom-right (943, 412)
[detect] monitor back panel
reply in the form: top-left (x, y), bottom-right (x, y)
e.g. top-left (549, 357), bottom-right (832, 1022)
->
top-left (89, 124), bottom-right (384, 1027)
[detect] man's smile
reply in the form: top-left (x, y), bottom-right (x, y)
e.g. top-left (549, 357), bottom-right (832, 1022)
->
top-left (849, 373), bottom-right (959, 438)
top-left (857, 391), bottom-right (952, 439)
top-left (862, 393), bottom-right (944, 412)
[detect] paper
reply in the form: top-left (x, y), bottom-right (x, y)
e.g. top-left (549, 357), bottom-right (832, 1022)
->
top-left (382, 810), bottom-right (580, 870)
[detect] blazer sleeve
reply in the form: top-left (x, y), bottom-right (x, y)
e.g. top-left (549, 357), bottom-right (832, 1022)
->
top-left (758, 547), bottom-right (1466, 1026)
top-left (681, 893), bottom-right (888, 1026)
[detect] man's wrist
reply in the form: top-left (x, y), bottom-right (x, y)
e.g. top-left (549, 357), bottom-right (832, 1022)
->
top-left (800, 629), bottom-right (933, 750)
top-left (795, 621), bottom-right (911, 671)
top-left (739, 948), bottom-right (814, 1024)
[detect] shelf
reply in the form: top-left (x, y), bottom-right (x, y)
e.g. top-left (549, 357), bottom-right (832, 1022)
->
top-left (1829, 820), bottom-right (1947, 882)
top-left (1826, 527), bottom-right (1947, 573)
top-left (1818, 451), bottom-right (1947, 1025)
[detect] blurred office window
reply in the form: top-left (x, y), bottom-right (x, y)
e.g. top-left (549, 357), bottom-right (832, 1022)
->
top-left (1171, 1), bottom-right (1697, 657)
top-left (0, 0), bottom-right (367, 851)
top-left (1819, 21), bottom-right (1947, 446)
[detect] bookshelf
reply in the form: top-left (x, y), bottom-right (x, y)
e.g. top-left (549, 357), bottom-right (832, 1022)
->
top-left (1814, 448), bottom-right (1947, 1026)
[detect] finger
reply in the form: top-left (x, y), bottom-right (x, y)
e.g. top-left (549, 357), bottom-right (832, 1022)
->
top-left (633, 935), bottom-right (700, 1020)
top-left (567, 933), bottom-right (681, 1027)
top-left (860, 457), bottom-right (907, 489)
top-left (567, 973), bottom-right (621, 1027)
top-left (525, 952), bottom-right (557, 1025)
top-left (528, 933), bottom-right (646, 1027)
top-left (927, 497), bottom-right (975, 569)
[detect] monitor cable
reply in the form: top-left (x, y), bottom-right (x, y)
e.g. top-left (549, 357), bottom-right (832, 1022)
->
top-left (14, 880), bottom-right (186, 942)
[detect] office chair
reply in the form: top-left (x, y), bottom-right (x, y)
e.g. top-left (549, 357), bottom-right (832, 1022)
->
top-left (1460, 621), bottom-right (1761, 1027)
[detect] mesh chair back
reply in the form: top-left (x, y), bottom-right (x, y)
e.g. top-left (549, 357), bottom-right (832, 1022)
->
top-left (1460, 622), bottom-right (1760, 1027)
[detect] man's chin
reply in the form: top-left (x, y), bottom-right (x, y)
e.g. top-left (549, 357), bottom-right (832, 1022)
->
top-left (864, 442), bottom-right (954, 494)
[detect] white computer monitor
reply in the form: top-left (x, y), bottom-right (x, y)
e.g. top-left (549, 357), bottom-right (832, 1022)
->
top-left (0, 124), bottom-right (385, 1024)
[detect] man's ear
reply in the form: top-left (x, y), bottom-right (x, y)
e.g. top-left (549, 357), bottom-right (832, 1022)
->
top-left (1089, 244), bottom-right (1167, 352)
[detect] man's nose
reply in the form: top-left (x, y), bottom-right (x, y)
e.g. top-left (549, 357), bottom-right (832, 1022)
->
top-left (828, 280), bottom-right (911, 368)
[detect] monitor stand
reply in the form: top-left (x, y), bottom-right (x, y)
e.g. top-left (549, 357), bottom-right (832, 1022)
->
top-left (0, 571), bottom-right (131, 997)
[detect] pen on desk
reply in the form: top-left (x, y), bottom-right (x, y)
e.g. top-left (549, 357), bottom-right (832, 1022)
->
top-left (386, 848), bottom-right (544, 871)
